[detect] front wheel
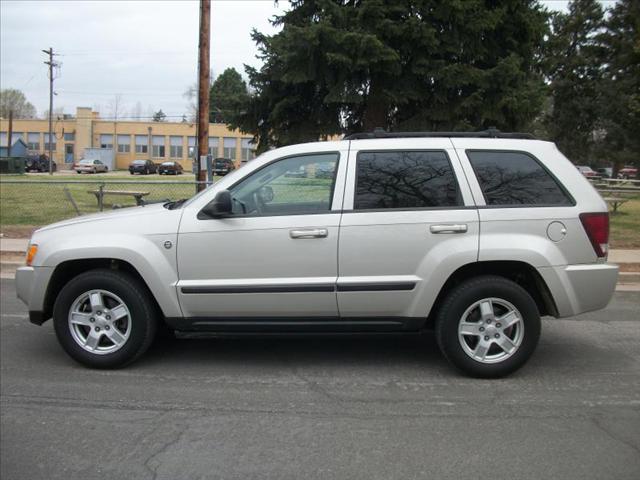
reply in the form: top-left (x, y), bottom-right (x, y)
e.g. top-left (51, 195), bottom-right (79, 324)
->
top-left (435, 275), bottom-right (541, 378)
top-left (53, 269), bottom-right (157, 368)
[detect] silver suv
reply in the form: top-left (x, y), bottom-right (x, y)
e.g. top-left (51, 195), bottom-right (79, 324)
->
top-left (15, 130), bottom-right (619, 377)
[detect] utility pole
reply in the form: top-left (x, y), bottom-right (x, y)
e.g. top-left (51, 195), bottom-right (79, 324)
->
top-left (7, 110), bottom-right (13, 157)
top-left (43, 47), bottom-right (59, 175)
top-left (196, 0), bottom-right (211, 192)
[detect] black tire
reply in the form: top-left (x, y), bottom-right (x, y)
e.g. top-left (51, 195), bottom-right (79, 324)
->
top-left (53, 269), bottom-right (157, 368)
top-left (435, 275), bottom-right (541, 378)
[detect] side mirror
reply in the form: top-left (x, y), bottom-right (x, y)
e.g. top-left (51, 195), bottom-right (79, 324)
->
top-left (200, 190), bottom-right (232, 219)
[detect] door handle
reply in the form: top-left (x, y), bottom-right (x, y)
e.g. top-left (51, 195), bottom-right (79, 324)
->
top-left (289, 228), bottom-right (329, 239)
top-left (430, 224), bottom-right (468, 234)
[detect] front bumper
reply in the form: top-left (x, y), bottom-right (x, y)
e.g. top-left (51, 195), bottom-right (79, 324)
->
top-left (15, 266), bottom-right (55, 324)
top-left (537, 263), bottom-right (619, 318)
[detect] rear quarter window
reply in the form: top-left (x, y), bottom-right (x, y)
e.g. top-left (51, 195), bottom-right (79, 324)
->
top-left (466, 150), bottom-right (573, 206)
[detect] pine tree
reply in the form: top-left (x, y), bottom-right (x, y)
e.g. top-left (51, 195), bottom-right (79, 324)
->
top-left (209, 68), bottom-right (250, 124)
top-left (152, 109), bottom-right (166, 122)
top-left (599, 0), bottom-right (640, 173)
top-left (234, 0), bottom-right (549, 151)
top-left (543, 0), bottom-right (605, 164)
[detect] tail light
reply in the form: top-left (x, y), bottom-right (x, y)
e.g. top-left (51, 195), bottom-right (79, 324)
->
top-left (579, 212), bottom-right (609, 258)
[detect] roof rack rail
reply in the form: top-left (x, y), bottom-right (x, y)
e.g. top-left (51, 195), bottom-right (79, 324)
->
top-left (344, 127), bottom-right (536, 140)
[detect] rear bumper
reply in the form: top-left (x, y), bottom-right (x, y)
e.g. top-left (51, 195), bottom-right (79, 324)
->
top-left (537, 263), bottom-right (619, 318)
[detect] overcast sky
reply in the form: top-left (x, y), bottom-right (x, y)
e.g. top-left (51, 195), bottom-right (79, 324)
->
top-left (0, 0), bottom-right (618, 120)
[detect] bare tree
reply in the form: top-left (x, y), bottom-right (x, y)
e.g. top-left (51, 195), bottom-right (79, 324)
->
top-left (0, 88), bottom-right (37, 118)
top-left (107, 94), bottom-right (126, 120)
top-left (183, 83), bottom-right (197, 122)
top-left (41, 106), bottom-right (64, 120)
top-left (132, 101), bottom-right (143, 120)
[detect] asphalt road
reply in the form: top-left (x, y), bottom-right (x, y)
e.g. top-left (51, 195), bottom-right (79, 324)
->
top-left (1, 278), bottom-right (639, 480)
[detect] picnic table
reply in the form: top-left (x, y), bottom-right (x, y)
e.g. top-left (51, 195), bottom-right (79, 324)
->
top-left (602, 196), bottom-right (629, 213)
top-left (87, 189), bottom-right (150, 210)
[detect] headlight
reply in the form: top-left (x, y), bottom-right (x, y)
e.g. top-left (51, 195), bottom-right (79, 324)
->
top-left (26, 244), bottom-right (38, 266)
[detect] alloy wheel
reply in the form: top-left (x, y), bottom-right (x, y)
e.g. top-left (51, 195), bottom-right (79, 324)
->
top-left (68, 289), bottom-right (132, 355)
top-left (457, 297), bottom-right (525, 364)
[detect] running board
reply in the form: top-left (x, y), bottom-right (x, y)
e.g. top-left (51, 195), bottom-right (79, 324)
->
top-left (166, 317), bottom-right (426, 333)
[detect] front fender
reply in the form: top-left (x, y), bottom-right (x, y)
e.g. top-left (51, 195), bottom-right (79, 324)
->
top-left (38, 233), bottom-right (182, 318)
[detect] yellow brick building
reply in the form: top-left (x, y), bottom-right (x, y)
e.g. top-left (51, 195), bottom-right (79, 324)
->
top-left (0, 107), bottom-right (255, 170)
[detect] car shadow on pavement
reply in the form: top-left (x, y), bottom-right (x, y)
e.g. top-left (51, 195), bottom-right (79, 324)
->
top-left (141, 332), bottom-right (448, 371)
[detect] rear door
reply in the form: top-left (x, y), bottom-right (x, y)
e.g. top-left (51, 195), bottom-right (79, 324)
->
top-left (337, 138), bottom-right (479, 324)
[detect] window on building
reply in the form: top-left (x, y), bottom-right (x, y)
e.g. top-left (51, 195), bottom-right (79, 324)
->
top-left (64, 132), bottom-right (75, 141)
top-left (208, 137), bottom-right (219, 157)
top-left (170, 136), bottom-right (183, 158)
top-left (229, 153), bottom-right (339, 216)
top-left (466, 150), bottom-right (573, 206)
top-left (152, 135), bottom-right (165, 158)
top-left (27, 132), bottom-right (40, 151)
top-left (117, 134), bottom-right (131, 153)
top-left (135, 135), bottom-right (148, 154)
top-left (1, 132), bottom-right (23, 143)
top-left (188, 136), bottom-right (196, 158)
top-left (241, 138), bottom-right (255, 161)
top-left (44, 133), bottom-right (57, 151)
top-left (223, 137), bottom-right (237, 159)
top-left (100, 134), bottom-right (113, 149)
top-left (354, 151), bottom-right (461, 210)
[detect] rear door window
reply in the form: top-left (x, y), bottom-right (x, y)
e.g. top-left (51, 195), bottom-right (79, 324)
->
top-left (354, 151), bottom-right (462, 210)
top-left (467, 150), bottom-right (573, 206)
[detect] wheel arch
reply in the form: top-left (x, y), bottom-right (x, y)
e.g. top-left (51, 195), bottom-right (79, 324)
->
top-left (426, 260), bottom-right (559, 326)
top-left (42, 258), bottom-right (170, 325)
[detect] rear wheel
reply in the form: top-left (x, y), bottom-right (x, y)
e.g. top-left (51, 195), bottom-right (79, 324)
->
top-left (53, 269), bottom-right (157, 368)
top-left (435, 275), bottom-right (541, 378)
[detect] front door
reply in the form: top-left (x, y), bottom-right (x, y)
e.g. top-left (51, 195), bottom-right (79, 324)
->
top-left (337, 139), bottom-right (479, 322)
top-left (65, 144), bottom-right (74, 163)
top-left (176, 149), bottom-right (347, 320)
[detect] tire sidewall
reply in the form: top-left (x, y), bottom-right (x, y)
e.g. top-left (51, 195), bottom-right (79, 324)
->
top-left (437, 277), bottom-right (541, 378)
top-left (53, 270), bottom-right (155, 368)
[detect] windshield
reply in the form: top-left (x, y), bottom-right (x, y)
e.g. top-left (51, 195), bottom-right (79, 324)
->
top-left (161, 162), bottom-right (174, 166)
top-left (133, 160), bottom-right (146, 165)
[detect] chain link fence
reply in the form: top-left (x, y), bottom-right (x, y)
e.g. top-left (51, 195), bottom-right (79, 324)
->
top-left (0, 179), bottom-right (212, 227)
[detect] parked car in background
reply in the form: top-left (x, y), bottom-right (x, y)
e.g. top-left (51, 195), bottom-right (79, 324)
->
top-left (16, 129), bottom-right (618, 377)
top-left (158, 161), bottom-right (183, 175)
top-left (576, 165), bottom-right (598, 178)
top-left (74, 159), bottom-right (108, 174)
top-left (285, 165), bottom-right (307, 178)
top-left (25, 154), bottom-right (56, 173)
top-left (316, 162), bottom-right (334, 179)
top-left (213, 158), bottom-right (235, 176)
top-left (618, 166), bottom-right (638, 179)
top-left (129, 160), bottom-right (157, 175)
top-left (596, 167), bottom-right (612, 179)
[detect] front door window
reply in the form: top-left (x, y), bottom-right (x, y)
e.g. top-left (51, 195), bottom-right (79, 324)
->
top-left (228, 153), bottom-right (339, 216)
